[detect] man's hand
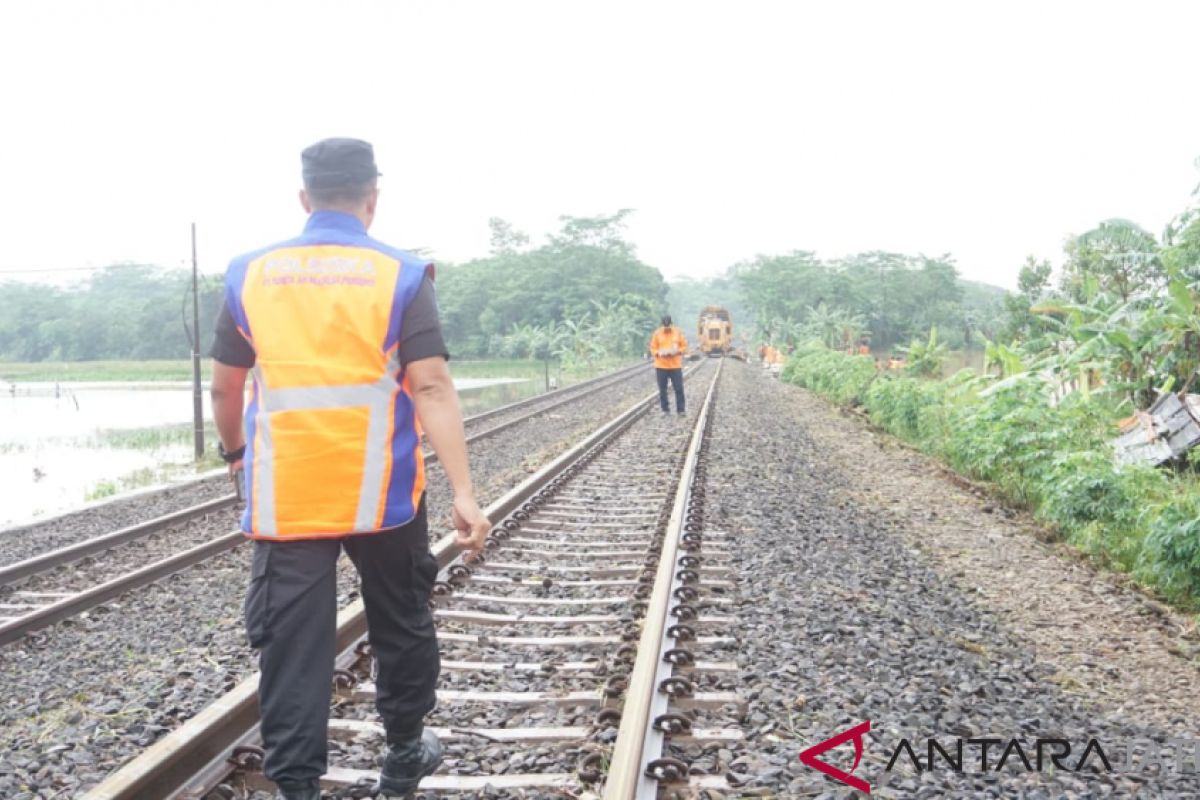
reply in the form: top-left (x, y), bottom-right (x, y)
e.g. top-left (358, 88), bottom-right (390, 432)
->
top-left (452, 494), bottom-right (491, 560)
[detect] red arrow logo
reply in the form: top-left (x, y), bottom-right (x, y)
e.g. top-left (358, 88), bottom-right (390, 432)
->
top-left (798, 719), bottom-right (872, 794)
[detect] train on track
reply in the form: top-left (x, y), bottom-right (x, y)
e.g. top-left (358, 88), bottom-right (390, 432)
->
top-left (697, 305), bottom-right (733, 357)
top-left (692, 305), bottom-right (746, 360)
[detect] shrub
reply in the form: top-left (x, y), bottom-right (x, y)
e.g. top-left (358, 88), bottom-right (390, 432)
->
top-left (1140, 491), bottom-right (1200, 603)
top-left (781, 343), bottom-right (1200, 609)
top-left (781, 347), bottom-right (878, 406)
top-left (864, 376), bottom-right (946, 448)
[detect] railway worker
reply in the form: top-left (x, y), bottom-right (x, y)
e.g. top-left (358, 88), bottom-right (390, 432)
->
top-left (648, 314), bottom-right (687, 415)
top-left (208, 138), bottom-right (491, 800)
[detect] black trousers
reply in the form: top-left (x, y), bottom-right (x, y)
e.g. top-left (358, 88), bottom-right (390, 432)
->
top-left (656, 367), bottom-right (685, 413)
top-left (244, 500), bottom-right (440, 786)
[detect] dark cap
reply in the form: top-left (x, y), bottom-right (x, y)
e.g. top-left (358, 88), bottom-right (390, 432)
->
top-left (301, 138), bottom-right (381, 190)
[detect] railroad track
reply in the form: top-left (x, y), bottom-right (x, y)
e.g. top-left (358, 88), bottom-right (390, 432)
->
top-left (0, 362), bottom-right (653, 647)
top-left (83, 359), bottom-right (742, 799)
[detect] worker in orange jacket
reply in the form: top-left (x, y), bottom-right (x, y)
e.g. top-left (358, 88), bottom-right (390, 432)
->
top-left (649, 315), bottom-right (688, 415)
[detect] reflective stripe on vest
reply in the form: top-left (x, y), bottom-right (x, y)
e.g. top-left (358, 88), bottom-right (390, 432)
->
top-left (250, 363), bottom-right (399, 537)
top-left (226, 222), bottom-right (429, 539)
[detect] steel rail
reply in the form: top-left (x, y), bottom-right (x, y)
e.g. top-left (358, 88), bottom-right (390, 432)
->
top-left (0, 362), bottom-right (652, 591)
top-left (81, 361), bottom-right (708, 800)
top-left (0, 362), bottom-right (666, 647)
top-left (0, 532), bottom-right (244, 647)
top-left (0, 495), bottom-right (234, 586)
top-left (452, 360), bottom-right (647, 427)
top-left (0, 361), bottom-right (646, 541)
top-left (448, 363), bottom-right (651, 446)
top-left (604, 359), bottom-right (723, 799)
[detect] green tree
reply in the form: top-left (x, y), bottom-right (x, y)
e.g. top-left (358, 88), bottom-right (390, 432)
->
top-left (0, 264), bottom-right (223, 362)
top-left (1002, 256), bottom-right (1054, 345)
top-left (733, 250), bottom-right (969, 351)
top-left (441, 211), bottom-right (665, 359)
top-left (1061, 218), bottom-right (1163, 302)
top-left (1163, 169), bottom-right (1200, 279)
top-left (488, 217), bottom-right (530, 255)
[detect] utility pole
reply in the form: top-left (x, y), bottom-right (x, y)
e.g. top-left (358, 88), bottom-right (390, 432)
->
top-left (191, 223), bottom-right (205, 461)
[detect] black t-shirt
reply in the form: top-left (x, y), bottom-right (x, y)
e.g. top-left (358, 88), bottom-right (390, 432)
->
top-left (209, 275), bottom-right (449, 368)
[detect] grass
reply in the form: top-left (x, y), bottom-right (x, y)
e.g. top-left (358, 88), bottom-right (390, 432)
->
top-left (78, 423), bottom-right (223, 501)
top-left (1, 357), bottom-right (630, 383)
top-left (449, 359), bottom-right (548, 380)
top-left (84, 453), bottom-right (223, 501)
top-left (0, 359), bottom-right (205, 382)
top-left (89, 423), bottom-right (214, 451)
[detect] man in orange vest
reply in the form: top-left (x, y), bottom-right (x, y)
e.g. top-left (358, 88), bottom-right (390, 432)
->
top-left (648, 315), bottom-right (688, 415)
top-left (209, 138), bottom-right (491, 800)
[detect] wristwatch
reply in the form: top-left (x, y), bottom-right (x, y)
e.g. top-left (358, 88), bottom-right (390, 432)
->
top-left (218, 442), bottom-right (246, 463)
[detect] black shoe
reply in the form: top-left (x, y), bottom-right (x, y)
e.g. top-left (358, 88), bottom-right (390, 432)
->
top-left (377, 728), bottom-right (443, 796)
top-left (275, 780), bottom-right (321, 800)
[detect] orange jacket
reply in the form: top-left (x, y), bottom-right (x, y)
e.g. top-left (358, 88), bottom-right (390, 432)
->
top-left (649, 326), bottom-right (688, 369)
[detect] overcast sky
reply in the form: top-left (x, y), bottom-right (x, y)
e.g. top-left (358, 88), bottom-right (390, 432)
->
top-left (1, 0), bottom-right (1197, 290)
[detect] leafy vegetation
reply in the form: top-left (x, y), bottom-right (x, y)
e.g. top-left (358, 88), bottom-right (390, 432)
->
top-left (0, 212), bottom-right (669, 368)
top-left (0, 266), bottom-right (223, 362)
top-left (1, 209), bottom-right (1010, 376)
top-left (780, 170), bottom-right (1200, 608)
top-left (731, 251), bottom-right (1005, 351)
top-left (84, 456), bottom-right (225, 502)
top-left (898, 325), bottom-right (948, 377)
top-left (0, 360), bottom-right (210, 383)
top-left (783, 346), bottom-right (1200, 606)
top-left (780, 344), bottom-right (877, 406)
top-left (440, 211), bottom-right (666, 362)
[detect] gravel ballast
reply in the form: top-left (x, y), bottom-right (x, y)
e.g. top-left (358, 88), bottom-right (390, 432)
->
top-left (0, 475), bottom-right (233, 568)
top-left (707, 360), bottom-right (1200, 798)
top-left (0, 366), bottom-right (650, 569)
top-left (9, 359), bottom-right (1196, 799)
top-left (0, 367), bottom-right (677, 799)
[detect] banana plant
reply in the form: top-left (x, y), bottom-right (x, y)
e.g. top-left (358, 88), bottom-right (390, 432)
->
top-left (982, 337), bottom-right (1026, 377)
top-left (1034, 291), bottom-right (1171, 408)
top-left (900, 326), bottom-right (947, 377)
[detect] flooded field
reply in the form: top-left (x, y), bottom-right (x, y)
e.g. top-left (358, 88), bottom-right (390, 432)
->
top-left (0, 375), bottom-right (538, 527)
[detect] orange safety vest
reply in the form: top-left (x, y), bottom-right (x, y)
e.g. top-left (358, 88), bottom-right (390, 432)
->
top-left (649, 326), bottom-right (688, 369)
top-left (223, 210), bottom-right (429, 540)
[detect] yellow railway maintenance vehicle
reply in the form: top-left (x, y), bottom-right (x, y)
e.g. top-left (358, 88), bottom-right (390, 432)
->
top-left (697, 305), bottom-right (734, 357)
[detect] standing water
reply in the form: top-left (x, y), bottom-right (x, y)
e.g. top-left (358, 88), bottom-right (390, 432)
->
top-left (0, 377), bottom-right (532, 527)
